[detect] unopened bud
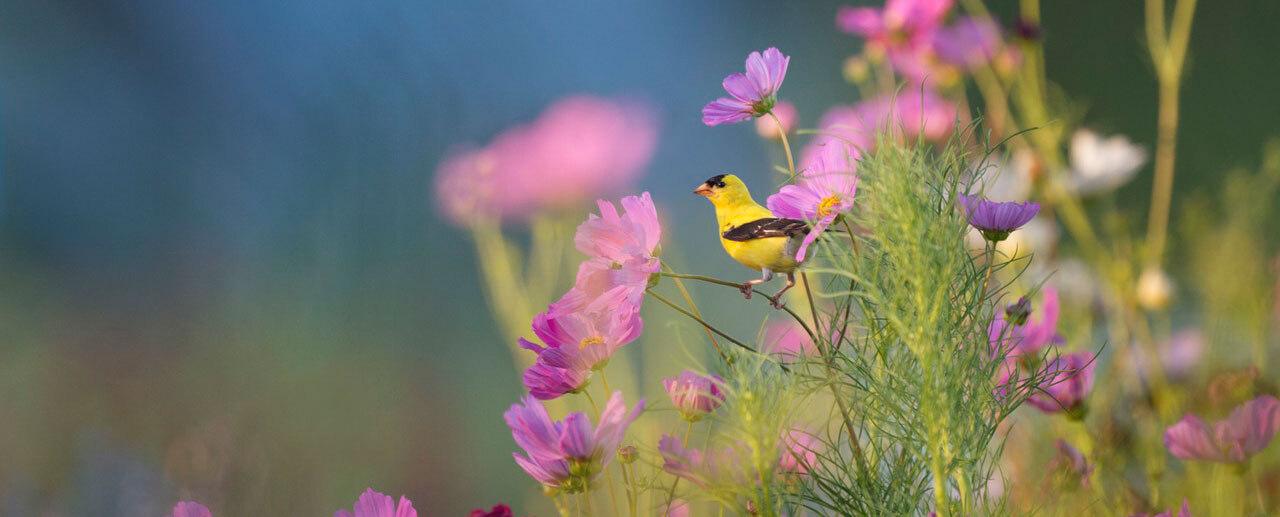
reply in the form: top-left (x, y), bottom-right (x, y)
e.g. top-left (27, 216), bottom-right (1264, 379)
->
top-left (618, 445), bottom-right (638, 464)
top-left (1005, 297), bottom-right (1032, 325)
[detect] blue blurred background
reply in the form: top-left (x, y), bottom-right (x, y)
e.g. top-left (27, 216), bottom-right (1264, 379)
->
top-left (1, 0), bottom-right (1276, 514)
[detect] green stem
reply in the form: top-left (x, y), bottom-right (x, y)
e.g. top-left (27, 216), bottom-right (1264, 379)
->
top-left (645, 288), bottom-right (757, 354)
top-left (661, 262), bottom-right (729, 363)
top-left (980, 241), bottom-right (996, 303)
top-left (770, 111), bottom-right (797, 181)
top-left (1142, 0), bottom-right (1198, 266)
top-left (597, 372), bottom-right (621, 517)
top-left (663, 422), bottom-right (696, 516)
top-left (656, 272), bottom-right (817, 344)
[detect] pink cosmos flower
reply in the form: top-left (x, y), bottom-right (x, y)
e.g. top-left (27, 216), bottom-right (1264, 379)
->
top-left (333, 488), bottom-right (417, 517)
top-left (1163, 394), bottom-right (1280, 463)
top-left (756, 100), bottom-right (797, 139)
top-left (1049, 439), bottom-right (1093, 489)
top-left (779, 429), bottom-right (821, 474)
top-left (658, 435), bottom-right (750, 488)
top-left (1026, 352), bottom-right (1095, 414)
top-left (837, 0), bottom-right (953, 54)
top-left (467, 504), bottom-right (514, 517)
top-left (703, 48), bottom-right (790, 126)
top-left (662, 499), bottom-right (691, 517)
top-left (1129, 499), bottom-right (1193, 517)
top-left (663, 370), bottom-right (726, 421)
top-left (434, 96), bottom-right (657, 225)
top-left (552, 192), bottom-right (661, 315)
top-left (172, 502), bottom-right (212, 517)
top-left (521, 361), bottom-right (590, 400)
top-left (932, 16), bottom-right (1003, 67)
top-left (956, 193), bottom-right (1041, 242)
top-left (761, 321), bottom-right (819, 361)
top-left (767, 146), bottom-right (859, 262)
top-left (1130, 329), bottom-right (1205, 383)
top-left (988, 288), bottom-right (1062, 359)
top-left (800, 89), bottom-right (957, 166)
top-left (505, 392), bottom-right (645, 492)
top-left (521, 304), bottom-right (643, 372)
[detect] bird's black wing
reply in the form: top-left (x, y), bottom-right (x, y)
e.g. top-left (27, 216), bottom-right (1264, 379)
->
top-left (721, 218), bottom-right (810, 241)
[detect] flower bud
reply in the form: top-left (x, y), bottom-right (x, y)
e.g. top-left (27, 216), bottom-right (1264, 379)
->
top-left (618, 445), bottom-right (638, 464)
top-left (1005, 296), bottom-right (1032, 326)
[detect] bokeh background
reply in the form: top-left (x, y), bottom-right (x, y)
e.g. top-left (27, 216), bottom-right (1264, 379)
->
top-left (1, 0), bottom-right (1277, 515)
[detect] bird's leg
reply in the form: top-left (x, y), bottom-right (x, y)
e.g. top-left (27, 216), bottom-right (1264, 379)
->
top-left (740, 268), bottom-right (773, 299)
top-left (770, 272), bottom-right (797, 309)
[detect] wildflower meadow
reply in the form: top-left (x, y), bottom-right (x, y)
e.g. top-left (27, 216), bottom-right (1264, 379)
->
top-left (3, 0), bottom-right (1279, 516)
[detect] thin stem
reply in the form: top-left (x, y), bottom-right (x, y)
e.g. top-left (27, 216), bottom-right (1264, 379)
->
top-left (581, 491), bottom-right (593, 517)
top-left (770, 111), bottom-right (797, 181)
top-left (597, 373), bottom-right (621, 517)
top-left (584, 390), bottom-right (601, 420)
top-left (620, 462), bottom-right (636, 517)
top-left (980, 242), bottom-right (996, 302)
top-left (1143, 0), bottom-right (1198, 266)
top-left (553, 493), bottom-right (571, 517)
top-left (661, 262), bottom-right (728, 363)
top-left (656, 272), bottom-right (817, 343)
top-left (646, 289), bottom-right (758, 354)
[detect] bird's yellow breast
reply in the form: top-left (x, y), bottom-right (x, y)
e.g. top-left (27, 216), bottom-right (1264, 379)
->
top-left (720, 235), bottom-right (799, 273)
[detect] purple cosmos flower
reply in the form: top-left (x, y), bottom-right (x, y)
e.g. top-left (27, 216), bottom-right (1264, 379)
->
top-left (1129, 499), bottom-right (1193, 517)
top-left (521, 304), bottom-right (643, 372)
top-left (779, 429), bottom-right (821, 474)
top-left (837, 0), bottom-right (953, 52)
top-left (663, 370), bottom-right (726, 421)
top-left (988, 288), bottom-right (1062, 359)
top-left (658, 435), bottom-right (750, 488)
top-left (521, 361), bottom-right (590, 400)
top-left (434, 96), bottom-right (657, 225)
top-left (1130, 329), bottom-right (1205, 383)
top-left (767, 146), bottom-right (860, 262)
top-left (552, 192), bottom-right (662, 316)
top-left (1049, 439), bottom-right (1093, 489)
top-left (932, 16), bottom-right (1003, 67)
top-left (172, 502), bottom-right (212, 517)
top-left (702, 48), bottom-right (790, 126)
top-left (505, 392), bottom-right (645, 492)
top-left (1026, 352), bottom-right (1095, 414)
top-left (1163, 394), bottom-right (1280, 463)
top-left (333, 488), bottom-right (417, 517)
top-left (956, 193), bottom-right (1041, 242)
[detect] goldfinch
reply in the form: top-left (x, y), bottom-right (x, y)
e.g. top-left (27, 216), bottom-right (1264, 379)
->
top-left (693, 174), bottom-right (808, 307)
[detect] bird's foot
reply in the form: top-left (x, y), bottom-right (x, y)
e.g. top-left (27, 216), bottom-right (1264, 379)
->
top-left (739, 283), bottom-right (754, 299)
top-left (769, 297), bottom-right (785, 310)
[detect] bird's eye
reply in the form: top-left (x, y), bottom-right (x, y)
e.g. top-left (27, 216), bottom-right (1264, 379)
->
top-left (715, 181), bottom-right (726, 188)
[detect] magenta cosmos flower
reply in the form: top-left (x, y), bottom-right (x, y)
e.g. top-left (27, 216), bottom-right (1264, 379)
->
top-left (837, 0), bottom-right (953, 53)
top-left (172, 502), bottom-right (212, 517)
top-left (767, 146), bottom-right (859, 262)
top-left (434, 96), bottom-right (657, 225)
top-left (467, 505), bottom-right (514, 517)
top-left (664, 370), bottom-right (725, 421)
top-left (505, 392), bottom-right (645, 493)
top-left (1049, 439), bottom-right (1093, 489)
top-left (520, 297), bottom-right (642, 400)
top-left (762, 321), bottom-right (819, 361)
top-left (989, 287), bottom-right (1062, 359)
top-left (755, 100), bottom-right (796, 139)
top-left (702, 47), bottom-right (790, 126)
top-left (658, 435), bottom-right (751, 488)
top-left (800, 89), bottom-right (958, 166)
top-left (334, 488), bottom-right (417, 517)
top-left (1026, 352), bottom-right (1095, 414)
top-left (957, 193), bottom-right (1040, 242)
top-left (779, 429), bottom-right (821, 474)
top-left (552, 192), bottom-right (661, 316)
top-left (1129, 499), bottom-right (1193, 517)
top-left (1164, 394), bottom-right (1280, 463)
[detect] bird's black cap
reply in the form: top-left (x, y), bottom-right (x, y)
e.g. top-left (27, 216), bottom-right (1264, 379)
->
top-left (703, 174), bottom-right (727, 188)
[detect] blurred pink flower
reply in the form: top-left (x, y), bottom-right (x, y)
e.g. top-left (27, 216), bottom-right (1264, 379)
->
top-left (434, 96), bottom-right (657, 225)
top-left (1130, 329), bottom-right (1205, 382)
top-left (1049, 439), bottom-right (1093, 488)
top-left (172, 502), bottom-right (212, 517)
top-left (957, 193), bottom-right (1040, 242)
top-left (552, 192), bottom-right (661, 315)
top-left (658, 435), bottom-right (749, 488)
top-left (1164, 394), bottom-right (1280, 463)
top-left (1129, 499), bottom-right (1193, 517)
top-left (1026, 352), bottom-right (1095, 414)
top-left (467, 504), bottom-right (513, 517)
top-left (837, 0), bottom-right (953, 53)
top-left (664, 370), bottom-right (725, 421)
top-left (505, 392), bottom-right (644, 491)
top-left (762, 321), bottom-right (819, 360)
top-left (767, 147), bottom-right (859, 261)
top-left (333, 488), bottom-right (416, 517)
top-left (932, 16), bottom-right (1003, 67)
top-left (800, 89), bottom-right (957, 166)
top-left (779, 429), bottom-right (821, 474)
top-left (989, 288), bottom-right (1062, 359)
top-left (661, 499), bottom-right (691, 517)
top-left (756, 100), bottom-right (797, 139)
top-left (703, 47), bottom-right (790, 126)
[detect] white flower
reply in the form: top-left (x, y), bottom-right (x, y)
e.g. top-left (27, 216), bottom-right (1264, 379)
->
top-left (1068, 129), bottom-right (1147, 195)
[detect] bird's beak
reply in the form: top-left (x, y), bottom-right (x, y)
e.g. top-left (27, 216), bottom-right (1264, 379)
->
top-left (693, 184), bottom-right (713, 196)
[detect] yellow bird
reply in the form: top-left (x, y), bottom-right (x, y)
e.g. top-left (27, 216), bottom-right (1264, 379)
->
top-left (693, 174), bottom-right (808, 307)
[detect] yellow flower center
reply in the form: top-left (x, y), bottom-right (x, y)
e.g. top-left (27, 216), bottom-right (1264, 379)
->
top-left (817, 195), bottom-right (842, 217)
top-left (579, 336), bottom-right (605, 349)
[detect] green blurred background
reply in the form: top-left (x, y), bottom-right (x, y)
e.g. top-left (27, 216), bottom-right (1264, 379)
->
top-left (0, 0), bottom-right (1276, 515)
